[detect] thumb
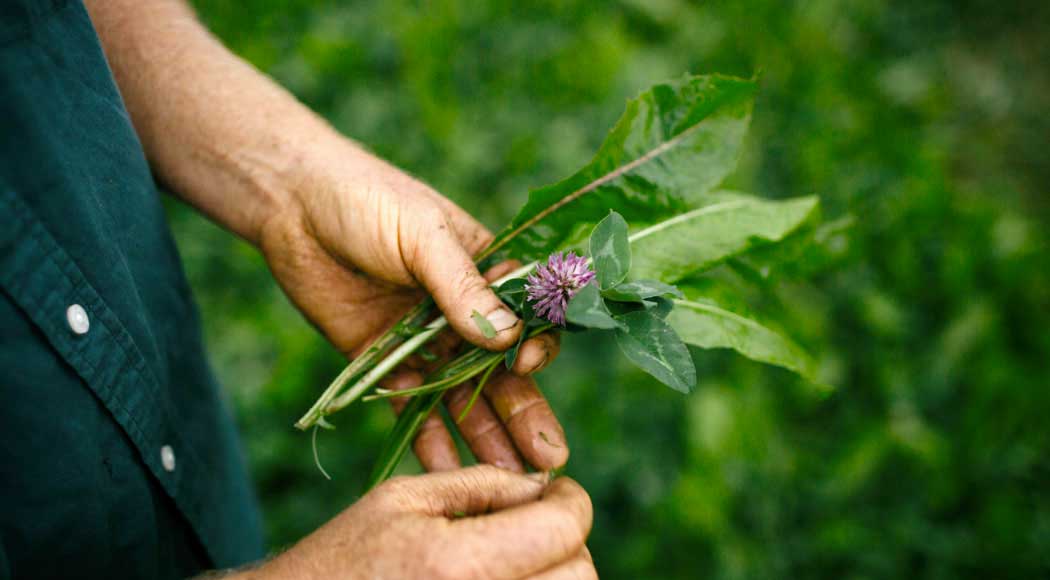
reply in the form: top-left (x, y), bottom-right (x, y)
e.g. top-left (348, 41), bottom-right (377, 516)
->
top-left (383, 465), bottom-right (550, 517)
top-left (405, 221), bottom-right (521, 350)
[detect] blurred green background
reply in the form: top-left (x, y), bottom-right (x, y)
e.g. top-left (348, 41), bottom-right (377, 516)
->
top-left (172, 0), bottom-right (1050, 577)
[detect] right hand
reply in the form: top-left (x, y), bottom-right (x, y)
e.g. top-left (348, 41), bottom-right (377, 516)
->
top-left (261, 148), bottom-right (570, 473)
top-left (252, 466), bottom-right (596, 580)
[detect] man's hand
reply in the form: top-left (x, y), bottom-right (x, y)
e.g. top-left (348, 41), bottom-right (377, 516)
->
top-left (84, 0), bottom-right (569, 472)
top-left (246, 466), bottom-right (596, 580)
top-left (259, 144), bottom-right (569, 472)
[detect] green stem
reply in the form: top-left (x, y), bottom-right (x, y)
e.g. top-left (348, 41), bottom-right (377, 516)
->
top-left (303, 199), bottom-right (648, 429)
top-left (307, 263), bottom-right (538, 421)
top-left (325, 318), bottom-right (445, 413)
top-left (361, 349), bottom-right (501, 402)
top-left (366, 391), bottom-right (443, 489)
top-left (456, 357), bottom-right (502, 422)
top-left (363, 323), bottom-right (557, 487)
top-left (295, 299), bottom-right (433, 430)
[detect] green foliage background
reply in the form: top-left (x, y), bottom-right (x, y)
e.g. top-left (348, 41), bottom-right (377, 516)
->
top-left (173, 1), bottom-right (1050, 577)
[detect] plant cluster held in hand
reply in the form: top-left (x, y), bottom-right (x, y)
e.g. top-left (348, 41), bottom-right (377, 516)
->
top-left (296, 73), bottom-right (824, 486)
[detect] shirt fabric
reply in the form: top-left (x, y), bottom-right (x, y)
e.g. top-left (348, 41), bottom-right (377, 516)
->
top-left (0, 1), bottom-right (265, 577)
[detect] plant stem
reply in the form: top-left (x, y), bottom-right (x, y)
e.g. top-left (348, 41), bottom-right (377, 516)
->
top-left (362, 322), bottom-right (556, 487)
top-left (360, 347), bottom-right (501, 402)
top-left (300, 262), bottom-right (539, 425)
top-left (324, 318), bottom-right (445, 413)
top-left (456, 357), bottom-right (502, 422)
top-left (294, 299), bottom-right (432, 430)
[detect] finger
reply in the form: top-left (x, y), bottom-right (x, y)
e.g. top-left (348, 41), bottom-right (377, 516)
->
top-left (448, 477), bottom-right (593, 579)
top-left (378, 464), bottom-right (549, 517)
top-left (444, 383), bottom-right (525, 473)
top-left (526, 548), bottom-right (597, 580)
top-left (427, 193), bottom-right (496, 257)
top-left (484, 371), bottom-right (569, 470)
top-left (384, 370), bottom-right (460, 472)
top-left (511, 331), bottom-right (561, 376)
top-left (403, 215), bottom-right (521, 350)
top-left (412, 261), bottom-right (523, 363)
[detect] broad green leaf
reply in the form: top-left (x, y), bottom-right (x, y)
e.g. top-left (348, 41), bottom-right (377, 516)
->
top-left (666, 283), bottom-right (818, 382)
top-left (567, 283), bottom-right (624, 330)
top-left (480, 74), bottom-right (757, 263)
top-left (590, 211), bottom-right (632, 289)
top-left (603, 279), bottom-right (683, 303)
top-left (730, 213), bottom-right (853, 282)
top-left (615, 310), bottom-right (696, 393)
top-left (649, 296), bottom-right (675, 319)
top-left (496, 278), bottom-right (528, 304)
top-left (628, 192), bottom-right (820, 283)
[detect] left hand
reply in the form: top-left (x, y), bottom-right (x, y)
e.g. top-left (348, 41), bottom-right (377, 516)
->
top-left (258, 142), bottom-right (569, 472)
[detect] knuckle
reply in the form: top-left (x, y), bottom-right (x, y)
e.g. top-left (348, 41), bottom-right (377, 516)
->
top-left (415, 204), bottom-right (448, 232)
top-left (451, 266), bottom-right (489, 299)
top-left (444, 384), bottom-right (475, 407)
top-left (402, 205), bottom-right (447, 267)
top-left (375, 475), bottom-right (415, 505)
top-left (467, 463), bottom-right (501, 481)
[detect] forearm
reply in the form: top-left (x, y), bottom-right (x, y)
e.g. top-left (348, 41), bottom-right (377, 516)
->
top-left (83, 0), bottom-right (357, 244)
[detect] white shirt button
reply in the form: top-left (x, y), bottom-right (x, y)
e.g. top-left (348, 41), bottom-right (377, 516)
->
top-left (160, 445), bottom-right (176, 472)
top-left (66, 304), bottom-right (90, 335)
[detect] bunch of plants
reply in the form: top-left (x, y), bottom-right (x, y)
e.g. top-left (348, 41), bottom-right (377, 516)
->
top-left (295, 73), bottom-right (822, 486)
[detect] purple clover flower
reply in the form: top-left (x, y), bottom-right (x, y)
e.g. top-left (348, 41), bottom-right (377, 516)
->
top-left (525, 251), bottom-right (596, 325)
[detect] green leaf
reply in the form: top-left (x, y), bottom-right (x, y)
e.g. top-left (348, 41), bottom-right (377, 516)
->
top-left (504, 343), bottom-right (521, 369)
top-left (480, 74), bottom-right (757, 263)
top-left (627, 192), bottom-right (820, 283)
top-left (496, 278), bottom-right (528, 304)
top-left (566, 283), bottom-right (624, 330)
top-left (614, 310), bottom-right (696, 393)
top-left (603, 279), bottom-right (683, 303)
top-left (367, 391), bottom-right (443, 489)
top-left (730, 213), bottom-right (853, 282)
top-left (667, 283), bottom-right (818, 382)
top-left (471, 309), bottom-right (497, 339)
top-left (648, 296), bottom-right (675, 319)
top-left (590, 211), bottom-right (631, 289)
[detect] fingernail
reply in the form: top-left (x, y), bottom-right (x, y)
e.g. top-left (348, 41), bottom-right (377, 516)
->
top-left (524, 350), bottom-right (549, 375)
top-left (486, 307), bottom-right (519, 333)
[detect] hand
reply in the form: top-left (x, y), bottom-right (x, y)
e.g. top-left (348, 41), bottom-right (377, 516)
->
top-left (258, 143), bottom-right (568, 471)
top-left (84, 0), bottom-right (568, 471)
top-left (251, 466), bottom-right (596, 580)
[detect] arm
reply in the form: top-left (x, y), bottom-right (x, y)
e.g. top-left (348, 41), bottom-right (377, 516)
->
top-left (83, 0), bottom-right (512, 346)
top-left (85, 0), bottom-right (335, 245)
top-left (84, 0), bottom-right (569, 473)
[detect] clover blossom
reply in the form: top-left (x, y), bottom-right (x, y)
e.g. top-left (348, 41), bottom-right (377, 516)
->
top-left (524, 251), bottom-right (596, 325)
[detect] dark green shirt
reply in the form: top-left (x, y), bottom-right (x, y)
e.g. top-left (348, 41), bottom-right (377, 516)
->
top-left (0, 1), bottom-right (265, 577)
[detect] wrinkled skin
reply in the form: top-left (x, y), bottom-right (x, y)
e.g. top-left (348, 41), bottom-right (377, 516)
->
top-left (250, 466), bottom-right (596, 580)
top-left (259, 153), bottom-right (570, 472)
top-left (85, 2), bottom-right (586, 578)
